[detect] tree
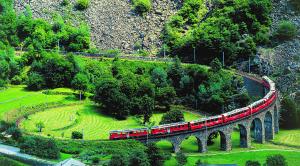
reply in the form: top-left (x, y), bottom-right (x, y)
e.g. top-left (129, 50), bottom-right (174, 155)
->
top-left (175, 151), bottom-right (187, 166)
top-left (155, 86), bottom-right (176, 111)
top-left (35, 121), bottom-right (45, 132)
top-left (246, 160), bottom-right (261, 166)
top-left (160, 109), bottom-right (184, 125)
top-left (26, 72), bottom-right (45, 91)
top-left (146, 143), bottom-right (164, 166)
top-left (128, 149), bottom-right (150, 166)
top-left (266, 154), bottom-right (287, 166)
top-left (109, 153), bottom-right (128, 166)
top-left (167, 57), bottom-right (184, 90)
top-left (71, 73), bottom-right (89, 100)
top-left (210, 58), bottom-right (222, 72)
top-left (280, 97), bottom-right (298, 129)
top-left (140, 95), bottom-right (154, 124)
top-left (71, 131), bottom-right (83, 139)
top-left (151, 67), bottom-right (168, 88)
top-left (94, 77), bottom-right (129, 119)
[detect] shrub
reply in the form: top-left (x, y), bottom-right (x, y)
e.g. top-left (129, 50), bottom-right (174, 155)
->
top-left (61, 0), bottom-right (70, 6)
top-left (26, 72), bottom-right (45, 91)
top-left (76, 0), bottom-right (90, 10)
top-left (71, 131), bottom-right (83, 139)
top-left (0, 156), bottom-right (24, 166)
top-left (290, 0), bottom-right (300, 11)
top-left (175, 151), bottom-right (187, 166)
top-left (160, 109), bottom-right (184, 125)
top-left (246, 160), bottom-right (261, 166)
top-left (7, 127), bottom-right (22, 141)
top-left (20, 136), bottom-right (60, 159)
top-left (11, 75), bottom-right (22, 85)
top-left (132, 0), bottom-right (151, 15)
top-left (266, 154), bottom-right (287, 166)
top-left (276, 21), bottom-right (298, 40)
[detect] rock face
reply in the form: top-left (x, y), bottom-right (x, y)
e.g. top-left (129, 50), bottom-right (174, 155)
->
top-left (14, 0), bottom-right (182, 53)
top-left (258, 0), bottom-right (300, 93)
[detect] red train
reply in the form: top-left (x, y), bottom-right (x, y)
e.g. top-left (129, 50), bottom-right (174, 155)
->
top-left (109, 76), bottom-right (277, 140)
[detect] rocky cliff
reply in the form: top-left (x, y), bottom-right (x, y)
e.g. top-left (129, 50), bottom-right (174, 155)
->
top-left (14, 0), bottom-right (182, 53)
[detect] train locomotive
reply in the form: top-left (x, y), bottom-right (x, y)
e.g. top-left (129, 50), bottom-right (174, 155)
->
top-left (109, 76), bottom-right (277, 140)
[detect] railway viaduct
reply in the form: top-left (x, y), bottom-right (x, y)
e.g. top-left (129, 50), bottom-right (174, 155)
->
top-left (139, 74), bottom-right (280, 153)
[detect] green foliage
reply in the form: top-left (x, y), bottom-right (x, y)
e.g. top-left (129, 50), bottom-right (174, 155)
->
top-left (151, 67), bottom-right (168, 88)
top-left (146, 143), bottom-right (164, 166)
top-left (76, 0), bottom-right (90, 10)
top-left (275, 21), bottom-right (298, 40)
top-left (109, 153), bottom-right (128, 166)
top-left (94, 77), bottom-right (130, 119)
top-left (175, 151), bottom-right (187, 166)
top-left (0, 1), bottom-right (90, 51)
top-left (35, 121), bottom-right (45, 132)
top-left (160, 109), bottom-right (184, 125)
top-left (155, 86), bottom-right (176, 111)
top-left (71, 73), bottom-right (89, 99)
top-left (266, 154), bottom-right (287, 166)
top-left (210, 58), bottom-right (222, 72)
top-left (280, 96), bottom-right (300, 129)
top-left (163, 0), bottom-right (272, 64)
top-left (26, 52), bottom-right (78, 89)
top-left (26, 72), bottom-right (45, 90)
top-left (7, 126), bottom-right (22, 141)
top-left (128, 149), bottom-right (150, 166)
top-left (0, 156), bottom-right (25, 166)
top-left (61, 0), bottom-right (70, 6)
top-left (290, 0), bottom-right (300, 11)
top-left (246, 160), bottom-right (261, 166)
top-left (132, 0), bottom-right (151, 15)
top-left (20, 136), bottom-right (60, 159)
top-left (71, 131), bottom-right (83, 139)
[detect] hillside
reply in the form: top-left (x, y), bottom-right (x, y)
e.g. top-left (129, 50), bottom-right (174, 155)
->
top-left (259, 0), bottom-right (300, 93)
top-left (14, 0), bottom-right (182, 53)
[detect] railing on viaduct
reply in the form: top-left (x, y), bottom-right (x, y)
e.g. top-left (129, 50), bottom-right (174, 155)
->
top-left (136, 73), bottom-right (280, 153)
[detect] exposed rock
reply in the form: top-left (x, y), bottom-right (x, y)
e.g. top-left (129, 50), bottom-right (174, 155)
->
top-left (14, 0), bottom-right (183, 54)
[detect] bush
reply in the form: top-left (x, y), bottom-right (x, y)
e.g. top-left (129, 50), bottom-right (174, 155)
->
top-left (71, 131), bottom-right (83, 139)
top-left (246, 160), bottom-right (261, 166)
top-left (26, 72), bottom-right (45, 91)
top-left (20, 136), bottom-right (60, 159)
top-left (7, 127), bottom-right (22, 141)
top-left (175, 151), bottom-right (187, 166)
top-left (276, 21), bottom-right (298, 40)
top-left (76, 0), bottom-right (90, 10)
top-left (0, 156), bottom-right (24, 166)
top-left (291, 0), bottom-right (300, 11)
top-left (11, 75), bottom-right (22, 85)
top-left (266, 154), bottom-right (287, 166)
top-left (132, 0), bottom-right (151, 14)
top-left (61, 0), bottom-right (70, 6)
top-left (159, 109), bottom-right (185, 125)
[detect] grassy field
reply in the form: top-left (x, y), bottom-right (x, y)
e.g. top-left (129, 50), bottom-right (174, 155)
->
top-left (20, 103), bottom-right (201, 140)
top-left (157, 130), bottom-right (300, 165)
top-left (273, 129), bottom-right (300, 147)
top-left (0, 86), bottom-right (73, 120)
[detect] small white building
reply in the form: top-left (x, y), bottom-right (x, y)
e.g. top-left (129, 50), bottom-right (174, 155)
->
top-left (56, 158), bottom-right (85, 166)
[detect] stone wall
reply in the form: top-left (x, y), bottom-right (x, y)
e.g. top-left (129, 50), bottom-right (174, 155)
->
top-left (14, 0), bottom-right (182, 53)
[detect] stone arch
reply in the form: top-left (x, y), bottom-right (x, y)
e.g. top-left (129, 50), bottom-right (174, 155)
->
top-left (251, 118), bottom-right (264, 143)
top-left (238, 124), bottom-right (250, 148)
top-left (179, 135), bottom-right (206, 153)
top-left (264, 111), bottom-right (274, 140)
top-left (154, 139), bottom-right (176, 153)
top-left (274, 104), bottom-right (279, 134)
top-left (208, 130), bottom-right (231, 151)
